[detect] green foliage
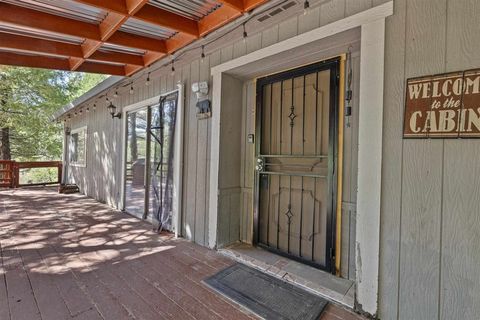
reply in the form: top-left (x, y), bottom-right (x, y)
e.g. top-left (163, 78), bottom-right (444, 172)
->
top-left (19, 167), bottom-right (57, 185)
top-left (0, 67), bottom-right (107, 160)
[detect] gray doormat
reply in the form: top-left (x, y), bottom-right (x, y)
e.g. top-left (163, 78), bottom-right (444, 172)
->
top-left (204, 263), bottom-right (328, 320)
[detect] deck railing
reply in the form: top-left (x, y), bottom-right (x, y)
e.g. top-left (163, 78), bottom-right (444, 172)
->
top-left (0, 160), bottom-right (15, 188)
top-left (0, 160), bottom-right (62, 188)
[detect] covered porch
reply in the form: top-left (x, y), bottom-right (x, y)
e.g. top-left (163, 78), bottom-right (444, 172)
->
top-left (0, 187), bottom-right (362, 320)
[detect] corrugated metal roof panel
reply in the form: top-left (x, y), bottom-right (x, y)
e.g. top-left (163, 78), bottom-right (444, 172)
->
top-left (1, 0), bottom-right (108, 24)
top-left (100, 43), bottom-right (146, 56)
top-left (148, 0), bottom-right (221, 21)
top-left (0, 22), bottom-right (85, 44)
top-left (120, 17), bottom-right (177, 40)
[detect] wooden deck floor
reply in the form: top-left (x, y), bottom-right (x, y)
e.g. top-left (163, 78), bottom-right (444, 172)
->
top-left (0, 187), bottom-right (364, 320)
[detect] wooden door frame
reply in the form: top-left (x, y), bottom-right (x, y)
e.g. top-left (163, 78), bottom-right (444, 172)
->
top-left (252, 58), bottom-right (340, 273)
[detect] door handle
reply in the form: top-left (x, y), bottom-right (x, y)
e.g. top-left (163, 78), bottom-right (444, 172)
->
top-left (255, 157), bottom-right (265, 173)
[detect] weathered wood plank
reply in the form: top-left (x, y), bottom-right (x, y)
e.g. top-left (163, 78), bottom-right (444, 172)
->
top-left (345, 0), bottom-right (372, 16)
top-left (440, 1), bottom-right (480, 318)
top-left (377, 0), bottom-right (407, 317)
top-left (320, 0), bottom-right (345, 26)
top-left (185, 60), bottom-right (200, 243)
top-left (398, 0), bottom-right (446, 318)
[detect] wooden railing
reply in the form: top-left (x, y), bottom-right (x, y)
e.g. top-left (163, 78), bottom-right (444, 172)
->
top-left (0, 160), bottom-right (62, 188)
top-left (0, 160), bottom-right (14, 188)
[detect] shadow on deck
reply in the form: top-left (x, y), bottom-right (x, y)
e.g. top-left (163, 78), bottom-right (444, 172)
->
top-left (0, 187), bottom-right (364, 320)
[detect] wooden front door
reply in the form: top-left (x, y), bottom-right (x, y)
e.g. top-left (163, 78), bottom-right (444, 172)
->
top-left (254, 59), bottom-right (339, 272)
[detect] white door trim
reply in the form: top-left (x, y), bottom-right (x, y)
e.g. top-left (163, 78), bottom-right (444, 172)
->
top-left (120, 84), bottom-right (184, 237)
top-left (208, 2), bottom-right (392, 316)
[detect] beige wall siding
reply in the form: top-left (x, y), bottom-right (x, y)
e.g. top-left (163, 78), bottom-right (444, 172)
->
top-left (63, 0), bottom-right (480, 317)
top-left (379, 0), bottom-right (480, 319)
top-left (66, 0), bottom-right (370, 246)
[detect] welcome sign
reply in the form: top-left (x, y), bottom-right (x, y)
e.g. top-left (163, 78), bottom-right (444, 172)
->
top-left (404, 69), bottom-right (480, 138)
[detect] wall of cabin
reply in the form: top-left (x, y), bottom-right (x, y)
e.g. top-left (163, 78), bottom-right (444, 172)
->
top-left (63, 0), bottom-right (480, 317)
top-left (379, 0), bottom-right (480, 319)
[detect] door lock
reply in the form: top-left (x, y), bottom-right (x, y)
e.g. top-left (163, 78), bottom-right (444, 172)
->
top-left (255, 157), bottom-right (265, 172)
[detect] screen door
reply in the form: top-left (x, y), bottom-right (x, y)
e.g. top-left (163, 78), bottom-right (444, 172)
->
top-left (254, 59), bottom-right (339, 272)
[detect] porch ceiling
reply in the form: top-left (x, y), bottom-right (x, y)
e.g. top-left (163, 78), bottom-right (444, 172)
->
top-left (0, 0), bottom-right (268, 76)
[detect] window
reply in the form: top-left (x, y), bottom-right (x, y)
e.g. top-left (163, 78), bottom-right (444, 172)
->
top-left (69, 126), bottom-right (86, 167)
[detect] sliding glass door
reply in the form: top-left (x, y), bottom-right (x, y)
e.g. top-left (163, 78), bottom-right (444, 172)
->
top-left (124, 108), bottom-right (148, 218)
top-left (123, 92), bottom-right (179, 233)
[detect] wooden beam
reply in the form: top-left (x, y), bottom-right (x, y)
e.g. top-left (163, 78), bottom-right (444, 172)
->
top-left (89, 50), bottom-right (144, 66)
top-left (0, 51), bottom-right (71, 71)
top-left (216, 0), bottom-right (245, 12)
top-left (124, 64), bottom-right (143, 76)
top-left (0, 2), bottom-right (100, 40)
top-left (243, 0), bottom-right (269, 11)
top-left (125, 0), bottom-right (150, 15)
top-left (198, 5), bottom-right (242, 36)
top-left (107, 31), bottom-right (167, 53)
top-left (142, 51), bottom-right (167, 67)
top-left (0, 33), bottom-right (83, 58)
top-left (138, 0), bottom-right (268, 74)
top-left (76, 61), bottom-right (126, 76)
top-left (134, 4), bottom-right (199, 37)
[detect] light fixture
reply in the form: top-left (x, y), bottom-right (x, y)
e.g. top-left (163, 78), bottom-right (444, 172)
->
top-left (113, 89), bottom-right (118, 98)
top-left (129, 83), bottom-right (134, 95)
top-left (171, 59), bottom-right (175, 76)
top-left (201, 45), bottom-right (205, 63)
top-left (86, 107), bottom-right (90, 113)
top-left (146, 72), bottom-right (151, 86)
top-left (107, 100), bottom-right (121, 119)
top-left (93, 103), bottom-right (97, 111)
top-left (79, 109), bottom-right (83, 115)
top-left (303, 0), bottom-right (310, 15)
top-left (242, 23), bottom-right (248, 43)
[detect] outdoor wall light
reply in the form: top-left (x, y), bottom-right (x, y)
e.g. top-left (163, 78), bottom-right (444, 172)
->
top-left (107, 101), bottom-right (121, 119)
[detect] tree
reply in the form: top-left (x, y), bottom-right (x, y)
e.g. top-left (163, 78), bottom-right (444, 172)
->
top-left (0, 67), bottom-right (106, 161)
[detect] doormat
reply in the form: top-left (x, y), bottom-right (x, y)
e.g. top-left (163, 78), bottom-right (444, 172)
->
top-left (204, 263), bottom-right (328, 320)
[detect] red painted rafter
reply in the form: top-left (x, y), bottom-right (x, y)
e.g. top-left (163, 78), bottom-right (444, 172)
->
top-left (0, 0), bottom-right (269, 75)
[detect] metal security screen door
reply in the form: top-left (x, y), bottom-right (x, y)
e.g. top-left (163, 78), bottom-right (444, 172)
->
top-left (254, 59), bottom-right (339, 272)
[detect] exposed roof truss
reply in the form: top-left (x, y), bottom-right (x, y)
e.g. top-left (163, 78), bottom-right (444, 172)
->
top-left (0, 0), bottom-right (268, 76)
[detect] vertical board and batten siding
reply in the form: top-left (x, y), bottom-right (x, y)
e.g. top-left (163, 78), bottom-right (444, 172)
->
top-left (379, 0), bottom-right (480, 319)
top-left (67, 0), bottom-right (375, 248)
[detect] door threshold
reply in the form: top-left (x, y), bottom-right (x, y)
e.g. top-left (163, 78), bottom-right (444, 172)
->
top-left (218, 243), bottom-right (355, 308)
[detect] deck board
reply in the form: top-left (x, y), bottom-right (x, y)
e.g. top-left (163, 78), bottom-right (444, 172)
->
top-left (0, 187), bottom-right (365, 320)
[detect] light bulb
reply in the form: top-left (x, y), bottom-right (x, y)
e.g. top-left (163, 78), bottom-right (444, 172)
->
top-left (201, 46), bottom-right (206, 63)
top-left (146, 73), bottom-right (151, 86)
top-left (242, 23), bottom-right (247, 44)
top-left (303, 0), bottom-right (310, 15)
top-left (129, 84), bottom-right (134, 95)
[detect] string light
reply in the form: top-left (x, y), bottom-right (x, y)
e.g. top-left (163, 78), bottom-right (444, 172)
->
top-left (129, 83), bottom-right (134, 95)
top-left (146, 72), bottom-right (151, 86)
top-left (201, 45), bottom-right (205, 63)
top-left (303, 0), bottom-right (310, 15)
top-left (171, 59), bottom-right (175, 76)
top-left (242, 22), bottom-right (248, 44)
top-left (86, 107), bottom-right (90, 113)
top-left (113, 89), bottom-right (118, 98)
top-left (79, 109), bottom-right (83, 115)
top-left (93, 103), bottom-right (97, 112)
